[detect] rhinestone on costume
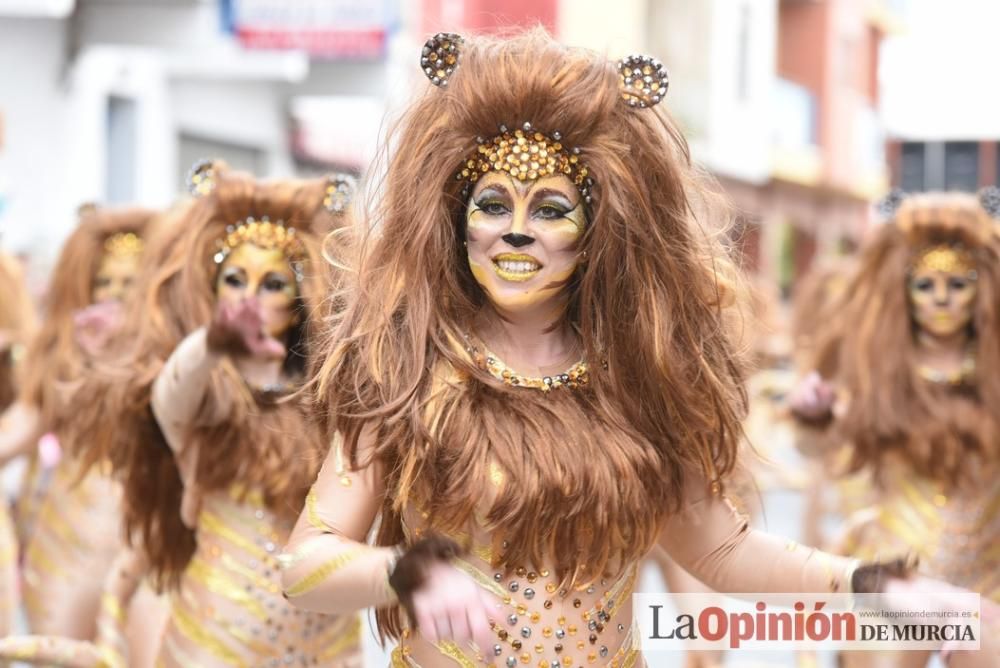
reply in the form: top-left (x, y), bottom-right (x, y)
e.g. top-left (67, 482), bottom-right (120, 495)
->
top-left (103, 232), bottom-right (144, 258)
top-left (421, 32), bottom-right (463, 87)
top-left (455, 125), bottom-right (592, 199)
top-left (979, 186), bottom-right (1000, 218)
top-left (912, 244), bottom-right (977, 276)
top-left (618, 54), bottom-right (669, 109)
top-left (323, 173), bottom-right (356, 214)
top-left (187, 158), bottom-right (222, 197)
top-left (876, 188), bottom-right (906, 219)
top-left (524, 587), bottom-right (535, 599)
top-left (213, 217), bottom-right (307, 282)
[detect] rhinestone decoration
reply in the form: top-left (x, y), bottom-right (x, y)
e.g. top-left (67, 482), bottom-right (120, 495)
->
top-left (213, 217), bottom-right (306, 283)
top-left (618, 54), bottom-right (669, 109)
top-left (103, 232), bottom-right (144, 258)
top-left (876, 188), bottom-right (906, 219)
top-left (911, 244), bottom-right (977, 276)
top-left (421, 32), bottom-right (463, 87)
top-left (465, 336), bottom-right (590, 393)
top-left (323, 173), bottom-right (355, 215)
top-left (979, 186), bottom-right (1000, 218)
top-left (187, 158), bottom-right (222, 197)
top-left (456, 123), bottom-right (594, 202)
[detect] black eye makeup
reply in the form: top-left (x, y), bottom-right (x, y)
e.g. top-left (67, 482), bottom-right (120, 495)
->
top-left (471, 187), bottom-right (512, 217)
top-left (221, 267), bottom-right (247, 289)
top-left (910, 277), bottom-right (934, 292)
top-left (948, 277), bottom-right (971, 291)
top-left (533, 200), bottom-right (576, 220)
top-left (263, 274), bottom-right (290, 292)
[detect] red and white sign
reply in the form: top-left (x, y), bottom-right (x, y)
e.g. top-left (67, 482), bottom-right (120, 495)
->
top-left (229, 0), bottom-right (391, 60)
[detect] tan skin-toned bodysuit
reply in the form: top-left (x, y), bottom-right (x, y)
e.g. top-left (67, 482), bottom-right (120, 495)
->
top-left (149, 330), bottom-right (363, 667)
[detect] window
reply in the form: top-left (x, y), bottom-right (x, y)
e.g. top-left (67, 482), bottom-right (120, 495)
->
top-left (106, 96), bottom-right (137, 204)
top-left (944, 141), bottom-right (979, 192)
top-left (900, 142), bottom-right (925, 192)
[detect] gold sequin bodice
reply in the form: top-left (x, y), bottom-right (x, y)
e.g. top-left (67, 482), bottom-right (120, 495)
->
top-left (22, 459), bottom-right (123, 636)
top-left (393, 492), bottom-right (641, 668)
top-left (840, 458), bottom-right (1000, 602)
top-left (159, 488), bottom-right (362, 667)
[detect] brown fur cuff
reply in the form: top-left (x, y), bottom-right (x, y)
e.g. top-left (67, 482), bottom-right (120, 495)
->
top-left (851, 554), bottom-right (918, 594)
top-left (388, 533), bottom-right (462, 625)
top-left (205, 321), bottom-right (250, 357)
top-left (790, 407), bottom-right (834, 429)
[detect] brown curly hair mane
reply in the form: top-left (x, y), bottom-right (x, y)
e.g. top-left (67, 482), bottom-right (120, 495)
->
top-left (311, 29), bottom-right (750, 637)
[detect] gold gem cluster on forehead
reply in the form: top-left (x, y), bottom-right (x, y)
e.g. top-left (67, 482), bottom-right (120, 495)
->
top-left (456, 122), bottom-right (594, 204)
top-left (213, 217), bottom-right (306, 282)
top-left (911, 244), bottom-right (977, 278)
top-left (103, 232), bottom-right (144, 258)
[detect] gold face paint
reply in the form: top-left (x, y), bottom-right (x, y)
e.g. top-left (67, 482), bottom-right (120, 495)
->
top-left (465, 172), bottom-right (585, 315)
top-left (908, 268), bottom-right (977, 339)
top-left (91, 250), bottom-right (141, 303)
top-left (215, 243), bottom-right (299, 339)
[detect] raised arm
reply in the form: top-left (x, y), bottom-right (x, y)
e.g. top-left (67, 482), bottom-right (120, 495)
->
top-left (0, 401), bottom-right (42, 466)
top-left (279, 430), bottom-right (399, 613)
top-left (659, 474), bottom-right (859, 594)
top-left (150, 328), bottom-right (220, 455)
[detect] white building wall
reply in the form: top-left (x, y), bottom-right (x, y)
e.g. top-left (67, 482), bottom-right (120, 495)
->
top-left (0, 0), bottom-right (396, 264)
top-left (645, 0), bottom-right (776, 185)
top-left (702, 0), bottom-right (776, 185)
top-left (0, 17), bottom-right (73, 257)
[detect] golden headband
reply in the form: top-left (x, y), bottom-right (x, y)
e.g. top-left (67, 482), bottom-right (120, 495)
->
top-left (103, 232), bottom-right (144, 258)
top-left (911, 244), bottom-right (977, 277)
top-left (456, 122), bottom-right (593, 202)
top-left (213, 217), bottom-right (306, 282)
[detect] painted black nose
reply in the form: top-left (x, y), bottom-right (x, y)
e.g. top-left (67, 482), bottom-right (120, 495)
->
top-left (502, 233), bottom-right (535, 248)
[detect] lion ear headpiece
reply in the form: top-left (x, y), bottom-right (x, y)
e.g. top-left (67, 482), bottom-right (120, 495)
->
top-left (420, 32), bottom-right (670, 205)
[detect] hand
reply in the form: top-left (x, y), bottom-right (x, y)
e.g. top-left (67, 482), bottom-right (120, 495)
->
top-left (881, 574), bottom-right (988, 656)
top-left (389, 534), bottom-right (497, 656)
top-left (788, 372), bottom-right (835, 422)
top-left (73, 300), bottom-right (124, 356)
top-left (206, 298), bottom-right (285, 360)
top-left (411, 560), bottom-right (497, 655)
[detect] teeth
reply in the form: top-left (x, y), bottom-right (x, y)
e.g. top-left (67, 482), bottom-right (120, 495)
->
top-left (496, 260), bottom-right (540, 273)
